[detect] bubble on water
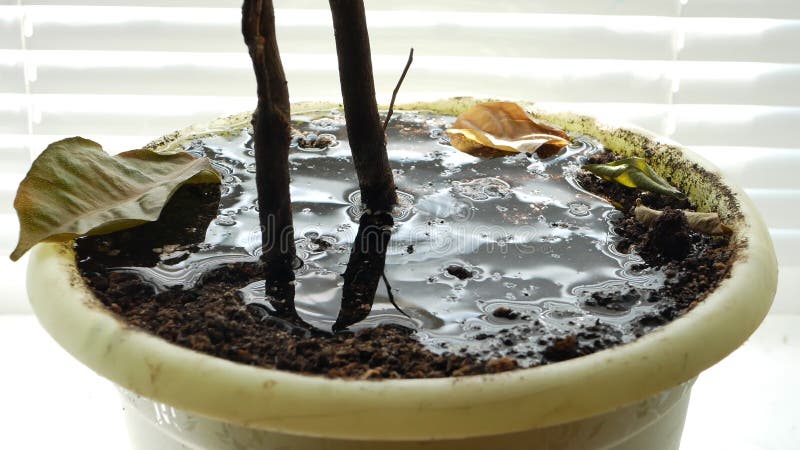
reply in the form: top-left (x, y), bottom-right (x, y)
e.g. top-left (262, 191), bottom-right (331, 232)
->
top-left (318, 133), bottom-right (338, 146)
top-left (295, 232), bottom-right (337, 257)
top-left (214, 216), bottom-right (236, 226)
top-left (452, 177), bottom-right (511, 201)
top-left (568, 201), bottom-right (591, 217)
top-left (440, 167), bottom-right (461, 178)
top-left (526, 161), bottom-right (549, 178)
top-left (494, 235), bottom-right (513, 247)
top-left (308, 117), bottom-right (343, 132)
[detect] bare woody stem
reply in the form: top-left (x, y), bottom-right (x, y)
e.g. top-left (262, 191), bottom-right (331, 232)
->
top-left (242, 0), bottom-right (297, 316)
top-left (329, 0), bottom-right (397, 212)
top-left (333, 211), bottom-right (393, 332)
top-left (383, 48), bottom-right (414, 131)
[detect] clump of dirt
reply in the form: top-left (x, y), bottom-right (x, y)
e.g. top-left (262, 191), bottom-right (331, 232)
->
top-left (640, 208), bottom-right (693, 261)
top-left (492, 306), bottom-right (521, 320)
top-left (445, 264), bottom-right (473, 280)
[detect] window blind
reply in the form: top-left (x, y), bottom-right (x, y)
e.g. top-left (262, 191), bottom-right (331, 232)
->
top-left (1, 0), bottom-right (797, 313)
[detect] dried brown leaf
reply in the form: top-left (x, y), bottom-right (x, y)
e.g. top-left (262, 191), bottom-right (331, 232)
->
top-left (634, 203), bottom-right (732, 236)
top-left (10, 137), bottom-right (221, 261)
top-left (446, 102), bottom-right (570, 158)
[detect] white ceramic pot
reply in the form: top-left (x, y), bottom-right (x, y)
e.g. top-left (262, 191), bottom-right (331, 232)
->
top-left (27, 99), bottom-right (778, 450)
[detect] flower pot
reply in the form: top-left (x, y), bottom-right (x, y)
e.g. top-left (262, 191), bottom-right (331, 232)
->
top-left (26, 99), bottom-right (778, 449)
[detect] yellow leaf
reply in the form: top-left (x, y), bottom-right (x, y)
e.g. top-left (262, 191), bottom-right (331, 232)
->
top-left (446, 102), bottom-right (570, 158)
top-left (583, 157), bottom-right (683, 197)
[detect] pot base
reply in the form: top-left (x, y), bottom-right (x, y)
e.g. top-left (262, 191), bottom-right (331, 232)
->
top-left (119, 379), bottom-right (693, 450)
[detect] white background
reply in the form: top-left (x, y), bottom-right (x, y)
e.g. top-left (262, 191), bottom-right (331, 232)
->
top-left (1, 1), bottom-right (798, 449)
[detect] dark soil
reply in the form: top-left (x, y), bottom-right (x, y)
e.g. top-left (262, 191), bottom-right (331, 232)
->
top-left (576, 152), bottom-right (735, 337)
top-left (99, 265), bottom-right (498, 379)
top-left (75, 150), bottom-right (736, 379)
top-left (75, 184), bottom-right (220, 269)
top-left (76, 184), bottom-right (505, 378)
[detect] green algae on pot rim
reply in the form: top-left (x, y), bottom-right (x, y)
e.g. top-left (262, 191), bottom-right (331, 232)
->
top-left (26, 99), bottom-right (777, 447)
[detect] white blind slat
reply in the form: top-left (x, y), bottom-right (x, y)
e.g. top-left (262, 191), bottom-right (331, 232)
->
top-left (14, 48), bottom-right (798, 107)
top-left (23, 7), bottom-right (681, 60)
top-left (0, 61), bottom-right (25, 93)
top-left (670, 105), bottom-right (800, 148)
top-left (0, 7), bottom-right (22, 49)
top-left (20, 0), bottom-right (800, 18)
top-left (0, 95), bottom-right (28, 134)
top-left (25, 52), bottom-right (678, 104)
top-left (682, 0), bottom-right (800, 19)
top-left (22, 1), bottom-right (683, 16)
top-left (680, 19), bottom-right (800, 63)
top-left (28, 94), bottom-right (254, 136)
top-left (745, 190), bottom-right (800, 229)
top-left (693, 147), bottom-right (800, 191)
top-left (23, 7), bottom-right (800, 65)
top-left (770, 230), bottom-right (800, 266)
top-left (19, 0), bottom-right (800, 18)
top-left (675, 63), bottom-right (800, 106)
top-left (0, 136), bottom-right (32, 172)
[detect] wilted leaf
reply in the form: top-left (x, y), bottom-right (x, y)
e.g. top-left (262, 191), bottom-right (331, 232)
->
top-left (634, 203), bottom-right (732, 236)
top-left (583, 157), bottom-right (682, 197)
top-left (10, 137), bottom-right (221, 261)
top-left (446, 101), bottom-right (570, 158)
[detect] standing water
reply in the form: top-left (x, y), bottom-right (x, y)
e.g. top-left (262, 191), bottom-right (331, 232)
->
top-left (117, 110), bottom-right (667, 367)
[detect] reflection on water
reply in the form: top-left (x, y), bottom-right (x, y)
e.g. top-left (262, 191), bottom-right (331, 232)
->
top-left (118, 110), bottom-right (666, 367)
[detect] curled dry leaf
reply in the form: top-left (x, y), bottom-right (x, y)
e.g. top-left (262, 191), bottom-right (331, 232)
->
top-left (583, 157), bottom-right (682, 197)
top-left (10, 137), bottom-right (221, 261)
top-left (446, 101), bottom-right (570, 158)
top-left (634, 202), bottom-right (732, 236)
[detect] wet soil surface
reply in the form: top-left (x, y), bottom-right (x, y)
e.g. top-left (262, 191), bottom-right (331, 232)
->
top-left (75, 113), bottom-right (735, 379)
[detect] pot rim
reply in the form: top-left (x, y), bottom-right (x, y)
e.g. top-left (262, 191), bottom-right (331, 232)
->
top-left (26, 98), bottom-right (778, 440)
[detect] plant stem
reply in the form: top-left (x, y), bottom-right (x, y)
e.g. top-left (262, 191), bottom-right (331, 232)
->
top-left (383, 48), bottom-right (414, 131)
top-left (242, 0), bottom-right (297, 316)
top-left (333, 211), bottom-right (394, 332)
top-left (329, 0), bottom-right (397, 213)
